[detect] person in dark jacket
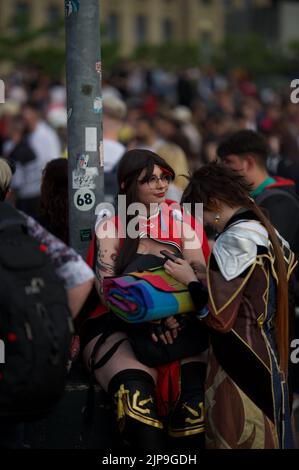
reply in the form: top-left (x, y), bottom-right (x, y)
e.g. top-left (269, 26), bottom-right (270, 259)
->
top-left (0, 157), bottom-right (94, 448)
top-left (217, 130), bottom-right (299, 253)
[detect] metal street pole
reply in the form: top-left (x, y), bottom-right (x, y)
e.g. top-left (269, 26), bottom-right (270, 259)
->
top-left (65, 0), bottom-right (104, 258)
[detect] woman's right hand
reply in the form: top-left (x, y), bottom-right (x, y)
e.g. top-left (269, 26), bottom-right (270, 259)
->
top-left (191, 262), bottom-right (207, 283)
top-left (151, 316), bottom-right (180, 344)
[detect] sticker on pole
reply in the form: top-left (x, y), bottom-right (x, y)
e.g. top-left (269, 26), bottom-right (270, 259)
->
top-left (65, 0), bottom-right (80, 17)
top-left (93, 97), bottom-right (102, 114)
top-left (74, 188), bottom-right (95, 211)
top-left (80, 229), bottom-right (92, 242)
top-left (72, 153), bottom-right (99, 189)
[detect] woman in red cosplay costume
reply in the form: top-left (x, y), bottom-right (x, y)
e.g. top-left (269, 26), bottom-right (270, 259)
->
top-left (81, 149), bottom-right (210, 449)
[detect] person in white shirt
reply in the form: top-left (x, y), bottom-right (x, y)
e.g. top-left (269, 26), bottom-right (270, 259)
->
top-left (102, 95), bottom-right (126, 202)
top-left (13, 102), bottom-right (61, 216)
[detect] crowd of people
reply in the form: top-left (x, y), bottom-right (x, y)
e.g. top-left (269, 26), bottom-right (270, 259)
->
top-left (1, 63), bottom-right (299, 209)
top-left (0, 62), bottom-right (299, 449)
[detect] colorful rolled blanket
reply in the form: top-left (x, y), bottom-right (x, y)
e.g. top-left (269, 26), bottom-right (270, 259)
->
top-left (103, 267), bottom-right (195, 323)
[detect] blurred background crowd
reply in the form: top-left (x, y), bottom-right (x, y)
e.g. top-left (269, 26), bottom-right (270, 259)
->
top-left (1, 60), bottom-right (299, 213)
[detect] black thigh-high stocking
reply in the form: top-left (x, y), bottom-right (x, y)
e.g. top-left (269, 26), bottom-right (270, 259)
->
top-left (168, 362), bottom-right (206, 450)
top-left (108, 369), bottom-right (166, 449)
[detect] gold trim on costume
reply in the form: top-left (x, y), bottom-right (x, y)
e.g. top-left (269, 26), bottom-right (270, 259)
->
top-left (260, 262), bottom-right (269, 325)
top-left (168, 426), bottom-right (205, 438)
top-left (231, 329), bottom-right (271, 373)
top-left (287, 257), bottom-right (297, 280)
top-left (114, 385), bottom-right (163, 429)
top-left (183, 401), bottom-right (204, 425)
top-left (219, 254), bottom-right (271, 373)
top-left (258, 263), bottom-right (284, 446)
top-left (257, 313), bottom-right (264, 327)
top-left (261, 244), bottom-right (297, 282)
top-left (207, 259), bottom-right (256, 316)
top-left (168, 401), bottom-right (205, 437)
top-left (259, 326), bottom-right (280, 446)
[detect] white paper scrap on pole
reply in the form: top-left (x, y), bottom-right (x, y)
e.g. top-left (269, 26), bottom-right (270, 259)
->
top-left (85, 127), bottom-right (97, 152)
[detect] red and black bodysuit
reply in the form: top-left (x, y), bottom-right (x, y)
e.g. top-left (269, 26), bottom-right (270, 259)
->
top-left (80, 200), bottom-right (210, 449)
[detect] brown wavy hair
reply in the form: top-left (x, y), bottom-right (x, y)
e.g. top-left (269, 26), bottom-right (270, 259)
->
top-left (182, 162), bottom-right (289, 376)
top-left (39, 158), bottom-right (69, 244)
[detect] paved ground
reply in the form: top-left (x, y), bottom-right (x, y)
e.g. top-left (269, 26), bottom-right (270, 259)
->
top-left (24, 362), bottom-right (120, 449)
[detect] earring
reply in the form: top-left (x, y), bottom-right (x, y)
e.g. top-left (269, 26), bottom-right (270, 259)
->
top-left (214, 213), bottom-right (220, 224)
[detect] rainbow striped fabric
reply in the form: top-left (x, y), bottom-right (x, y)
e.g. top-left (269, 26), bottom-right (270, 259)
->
top-left (103, 267), bottom-right (195, 323)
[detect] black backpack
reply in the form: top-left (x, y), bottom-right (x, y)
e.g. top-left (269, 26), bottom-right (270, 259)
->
top-left (0, 202), bottom-right (74, 421)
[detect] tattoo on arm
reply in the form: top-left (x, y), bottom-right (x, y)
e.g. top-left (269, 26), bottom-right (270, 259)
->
top-left (95, 243), bottom-right (117, 297)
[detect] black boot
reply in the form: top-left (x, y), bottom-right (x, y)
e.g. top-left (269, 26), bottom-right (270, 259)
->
top-left (168, 362), bottom-right (206, 449)
top-left (108, 369), bottom-right (166, 449)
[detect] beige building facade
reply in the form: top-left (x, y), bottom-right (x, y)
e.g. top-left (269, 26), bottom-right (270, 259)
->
top-left (101, 0), bottom-right (226, 56)
top-left (0, 0), bottom-right (273, 56)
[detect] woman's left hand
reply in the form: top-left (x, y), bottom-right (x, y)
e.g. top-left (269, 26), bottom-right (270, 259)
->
top-left (164, 258), bottom-right (198, 285)
top-left (151, 316), bottom-right (180, 344)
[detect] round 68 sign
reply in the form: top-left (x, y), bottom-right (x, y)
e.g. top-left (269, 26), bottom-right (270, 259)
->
top-left (74, 188), bottom-right (96, 211)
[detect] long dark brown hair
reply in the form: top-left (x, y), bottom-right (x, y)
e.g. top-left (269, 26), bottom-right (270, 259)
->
top-left (182, 162), bottom-right (289, 376)
top-left (115, 149), bottom-right (175, 275)
top-left (39, 158), bottom-right (69, 244)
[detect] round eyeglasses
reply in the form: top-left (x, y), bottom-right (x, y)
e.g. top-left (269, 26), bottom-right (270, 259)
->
top-left (138, 174), bottom-right (172, 189)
